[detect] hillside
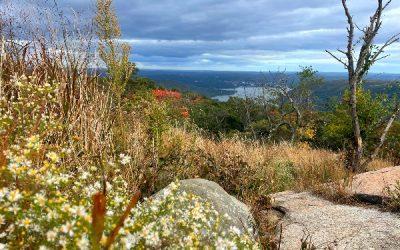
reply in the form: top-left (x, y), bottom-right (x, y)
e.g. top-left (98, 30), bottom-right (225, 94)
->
top-left (1, 0), bottom-right (400, 249)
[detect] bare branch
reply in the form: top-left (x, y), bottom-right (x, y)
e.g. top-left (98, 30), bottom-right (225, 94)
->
top-left (326, 50), bottom-right (348, 68)
top-left (372, 54), bottom-right (390, 63)
top-left (354, 0), bottom-right (392, 77)
top-left (383, 0), bottom-right (393, 11)
top-left (362, 102), bottom-right (400, 168)
top-left (371, 33), bottom-right (400, 63)
top-left (342, 0), bottom-right (355, 73)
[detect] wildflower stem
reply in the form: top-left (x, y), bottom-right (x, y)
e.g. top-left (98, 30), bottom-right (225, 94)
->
top-left (104, 190), bottom-right (141, 249)
top-left (92, 192), bottom-right (107, 249)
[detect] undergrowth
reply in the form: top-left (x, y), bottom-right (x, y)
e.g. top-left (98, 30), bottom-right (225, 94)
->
top-left (385, 181), bottom-right (400, 212)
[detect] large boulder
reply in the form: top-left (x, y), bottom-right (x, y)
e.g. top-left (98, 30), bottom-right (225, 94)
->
top-left (348, 166), bottom-right (400, 203)
top-left (154, 179), bottom-right (257, 237)
top-left (271, 191), bottom-right (400, 249)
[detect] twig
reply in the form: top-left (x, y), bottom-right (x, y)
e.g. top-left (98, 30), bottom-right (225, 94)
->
top-left (104, 190), bottom-right (141, 249)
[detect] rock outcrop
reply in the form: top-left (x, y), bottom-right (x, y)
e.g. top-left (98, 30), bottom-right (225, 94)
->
top-left (155, 179), bottom-right (257, 237)
top-left (348, 166), bottom-right (400, 203)
top-left (271, 191), bottom-right (400, 249)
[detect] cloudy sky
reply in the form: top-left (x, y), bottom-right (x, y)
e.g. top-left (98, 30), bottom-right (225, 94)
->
top-left (21, 0), bottom-right (400, 72)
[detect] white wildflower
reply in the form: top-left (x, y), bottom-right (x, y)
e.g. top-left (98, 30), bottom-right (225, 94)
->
top-left (8, 190), bottom-right (22, 202)
top-left (46, 230), bottom-right (57, 241)
top-left (19, 218), bottom-right (32, 229)
top-left (123, 233), bottom-right (139, 249)
top-left (46, 151), bottom-right (60, 163)
top-left (77, 235), bottom-right (89, 249)
top-left (0, 188), bottom-right (7, 200)
top-left (119, 153), bottom-right (131, 165)
top-left (35, 193), bottom-right (46, 207)
top-left (60, 222), bottom-right (74, 236)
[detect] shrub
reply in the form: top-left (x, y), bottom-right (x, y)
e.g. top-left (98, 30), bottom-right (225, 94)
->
top-left (152, 89), bottom-right (182, 100)
top-left (384, 181), bottom-right (400, 212)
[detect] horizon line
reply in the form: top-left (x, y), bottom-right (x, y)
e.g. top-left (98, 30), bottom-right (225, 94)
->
top-left (137, 68), bottom-right (400, 75)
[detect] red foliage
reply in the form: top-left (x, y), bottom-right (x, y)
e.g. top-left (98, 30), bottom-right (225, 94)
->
top-left (152, 89), bottom-right (182, 100)
top-left (152, 89), bottom-right (190, 119)
top-left (180, 108), bottom-right (190, 118)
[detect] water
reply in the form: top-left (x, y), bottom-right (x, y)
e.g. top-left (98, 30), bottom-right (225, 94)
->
top-left (213, 86), bottom-right (273, 102)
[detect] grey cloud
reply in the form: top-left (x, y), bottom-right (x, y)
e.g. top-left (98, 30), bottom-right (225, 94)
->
top-left (13, 0), bottom-right (400, 71)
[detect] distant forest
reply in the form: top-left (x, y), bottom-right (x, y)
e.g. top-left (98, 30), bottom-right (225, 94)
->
top-left (138, 69), bottom-right (400, 108)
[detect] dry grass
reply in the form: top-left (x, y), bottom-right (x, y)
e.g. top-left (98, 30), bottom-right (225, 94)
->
top-left (367, 158), bottom-right (393, 171)
top-left (154, 128), bottom-right (347, 203)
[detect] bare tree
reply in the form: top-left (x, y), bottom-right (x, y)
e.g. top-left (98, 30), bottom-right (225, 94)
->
top-left (327, 0), bottom-right (400, 172)
top-left (260, 68), bottom-right (322, 143)
top-left (267, 78), bottom-right (301, 143)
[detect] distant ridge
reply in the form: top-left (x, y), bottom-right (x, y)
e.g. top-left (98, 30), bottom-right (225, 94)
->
top-left (137, 69), bottom-right (400, 103)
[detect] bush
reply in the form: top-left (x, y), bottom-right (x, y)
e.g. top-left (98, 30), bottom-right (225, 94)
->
top-left (384, 181), bottom-right (400, 212)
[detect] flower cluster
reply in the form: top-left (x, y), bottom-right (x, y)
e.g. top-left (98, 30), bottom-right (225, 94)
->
top-left (119, 153), bottom-right (132, 165)
top-left (116, 182), bottom-right (258, 249)
top-left (0, 75), bottom-right (60, 139)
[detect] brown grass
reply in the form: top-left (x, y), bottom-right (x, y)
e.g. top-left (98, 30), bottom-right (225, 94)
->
top-left (154, 128), bottom-right (346, 203)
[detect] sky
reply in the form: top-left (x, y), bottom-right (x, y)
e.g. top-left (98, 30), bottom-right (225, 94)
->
top-left (9, 0), bottom-right (400, 72)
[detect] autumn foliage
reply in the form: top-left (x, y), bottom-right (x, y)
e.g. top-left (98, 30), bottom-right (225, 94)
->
top-left (152, 89), bottom-right (182, 100)
top-left (152, 89), bottom-right (190, 118)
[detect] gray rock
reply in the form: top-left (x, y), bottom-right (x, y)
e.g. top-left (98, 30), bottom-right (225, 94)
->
top-left (157, 179), bottom-right (257, 237)
top-left (347, 166), bottom-right (400, 204)
top-left (271, 191), bottom-right (400, 249)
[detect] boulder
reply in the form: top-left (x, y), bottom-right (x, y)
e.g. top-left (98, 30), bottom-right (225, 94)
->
top-left (348, 166), bottom-right (400, 203)
top-left (271, 191), bottom-right (400, 249)
top-left (155, 179), bottom-right (257, 237)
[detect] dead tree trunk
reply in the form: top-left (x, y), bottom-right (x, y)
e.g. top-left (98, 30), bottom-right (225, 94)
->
top-left (349, 77), bottom-right (363, 171)
top-left (327, 0), bottom-right (399, 172)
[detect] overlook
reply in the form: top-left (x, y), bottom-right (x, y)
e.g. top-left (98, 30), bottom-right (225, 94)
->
top-left (0, 0), bottom-right (400, 249)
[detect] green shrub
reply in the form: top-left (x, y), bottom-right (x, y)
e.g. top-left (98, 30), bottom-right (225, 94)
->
top-left (272, 161), bottom-right (296, 192)
top-left (384, 181), bottom-right (400, 212)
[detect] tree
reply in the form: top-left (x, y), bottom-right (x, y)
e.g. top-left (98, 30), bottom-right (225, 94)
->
top-left (95, 0), bottom-right (135, 102)
top-left (261, 67), bottom-right (323, 142)
top-left (326, 0), bottom-right (400, 172)
top-left (317, 89), bottom-right (395, 152)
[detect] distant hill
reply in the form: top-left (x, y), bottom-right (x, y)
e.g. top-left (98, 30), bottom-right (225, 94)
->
top-left (138, 69), bottom-right (400, 106)
top-left (313, 78), bottom-right (400, 109)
